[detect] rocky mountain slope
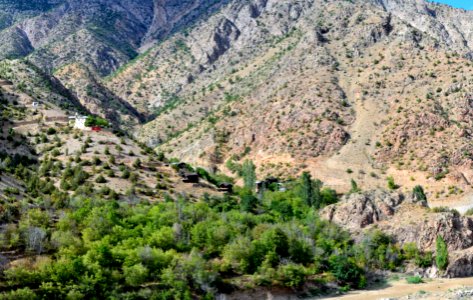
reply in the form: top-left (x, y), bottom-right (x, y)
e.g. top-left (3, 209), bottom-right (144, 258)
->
top-left (0, 0), bottom-right (227, 75)
top-left (0, 67), bottom-right (223, 201)
top-left (101, 0), bottom-right (473, 193)
top-left (3, 0), bottom-right (473, 194)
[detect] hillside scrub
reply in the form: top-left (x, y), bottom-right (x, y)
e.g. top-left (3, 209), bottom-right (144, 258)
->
top-left (0, 159), bottom-right (431, 298)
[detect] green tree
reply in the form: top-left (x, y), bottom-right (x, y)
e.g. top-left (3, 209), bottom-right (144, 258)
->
top-left (300, 172), bottom-right (314, 207)
top-left (299, 172), bottom-right (323, 208)
top-left (350, 179), bottom-right (361, 194)
top-left (413, 185), bottom-right (427, 202)
top-left (328, 254), bottom-right (365, 288)
top-left (240, 188), bottom-right (258, 212)
top-left (387, 176), bottom-right (398, 190)
top-left (124, 263), bottom-right (149, 286)
top-left (436, 235), bottom-right (448, 270)
top-left (242, 160), bottom-right (256, 190)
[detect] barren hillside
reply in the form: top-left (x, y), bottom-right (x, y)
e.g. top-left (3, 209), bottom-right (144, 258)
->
top-left (103, 0), bottom-right (473, 196)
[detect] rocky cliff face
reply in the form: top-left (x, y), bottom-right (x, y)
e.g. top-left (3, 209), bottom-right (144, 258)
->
top-left (371, 0), bottom-right (473, 56)
top-left (321, 190), bottom-right (473, 278)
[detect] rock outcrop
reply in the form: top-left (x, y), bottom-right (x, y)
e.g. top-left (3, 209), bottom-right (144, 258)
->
top-left (321, 190), bottom-right (473, 278)
top-left (320, 190), bottom-right (426, 231)
top-left (446, 248), bottom-right (473, 278)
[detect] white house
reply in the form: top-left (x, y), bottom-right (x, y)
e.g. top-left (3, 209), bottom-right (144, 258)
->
top-left (69, 114), bottom-right (88, 130)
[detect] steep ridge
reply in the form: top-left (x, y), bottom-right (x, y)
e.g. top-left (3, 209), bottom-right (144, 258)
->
top-left (370, 0), bottom-right (473, 55)
top-left (54, 63), bottom-right (144, 128)
top-left (0, 0), bottom-right (229, 76)
top-left (105, 0), bottom-right (473, 192)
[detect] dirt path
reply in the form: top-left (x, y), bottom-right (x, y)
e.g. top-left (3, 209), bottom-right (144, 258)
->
top-left (322, 277), bottom-right (473, 300)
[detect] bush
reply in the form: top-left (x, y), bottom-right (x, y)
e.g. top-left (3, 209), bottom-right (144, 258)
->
top-left (415, 251), bottom-right (433, 268)
top-left (85, 116), bottom-right (109, 127)
top-left (124, 264), bottom-right (149, 286)
top-left (95, 175), bottom-right (107, 183)
top-left (402, 243), bottom-right (419, 260)
top-left (328, 254), bottom-right (364, 287)
top-left (0, 287), bottom-right (38, 300)
top-left (387, 176), bottom-right (398, 190)
top-left (132, 159), bottom-right (141, 169)
top-left (431, 206), bottom-right (450, 213)
top-left (51, 149), bottom-right (60, 157)
top-left (412, 185), bottom-right (427, 202)
top-left (277, 264), bottom-right (306, 287)
top-left (406, 276), bottom-right (423, 284)
top-left (46, 128), bottom-right (56, 135)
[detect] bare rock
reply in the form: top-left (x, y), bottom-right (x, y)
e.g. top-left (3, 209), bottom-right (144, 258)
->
top-left (320, 190), bottom-right (425, 231)
top-left (445, 247), bottom-right (473, 278)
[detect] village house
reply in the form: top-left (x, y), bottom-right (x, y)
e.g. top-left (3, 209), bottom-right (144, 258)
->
top-left (179, 170), bottom-right (200, 183)
top-left (69, 114), bottom-right (88, 130)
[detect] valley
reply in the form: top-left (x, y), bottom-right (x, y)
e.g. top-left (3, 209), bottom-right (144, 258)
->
top-left (0, 0), bottom-right (473, 299)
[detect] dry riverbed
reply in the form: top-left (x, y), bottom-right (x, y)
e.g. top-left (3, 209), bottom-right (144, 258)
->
top-left (324, 277), bottom-right (473, 300)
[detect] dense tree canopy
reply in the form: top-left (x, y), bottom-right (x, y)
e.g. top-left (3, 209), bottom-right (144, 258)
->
top-left (0, 162), bottom-right (433, 299)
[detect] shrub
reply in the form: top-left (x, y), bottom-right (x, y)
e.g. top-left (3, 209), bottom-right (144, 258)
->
top-left (51, 149), bottom-right (60, 157)
top-left (349, 179), bottom-right (361, 194)
top-left (328, 254), bottom-right (364, 287)
top-left (122, 169), bottom-right (130, 179)
top-left (132, 159), bottom-right (141, 169)
top-left (387, 176), bottom-right (398, 190)
top-left (412, 185), bottom-right (427, 202)
top-left (85, 116), bottom-right (109, 127)
top-left (95, 175), bottom-right (107, 183)
top-left (124, 264), bottom-right (149, 287)
top-left (431, 206), bottom-right (450, 213)
top-left (436, 235), bottom-right (448, 270)
top-left (276, 264), bottom-right (306, 287)
top-left (46, 128), bottom-right (56, 135)
top-left (406, 276), bottom-right (423, 284)
top-left (415, 251), bottom-right (433, 268)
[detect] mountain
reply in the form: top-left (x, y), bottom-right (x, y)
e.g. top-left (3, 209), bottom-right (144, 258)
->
top-left (2, 0), bottom-right (473, 192)
top-left (102, 0), bottom-right (473, 192)
top-left (0, 0), bottom-right (228, 75)
top-left (3, 0), bottom-right (473, 299)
